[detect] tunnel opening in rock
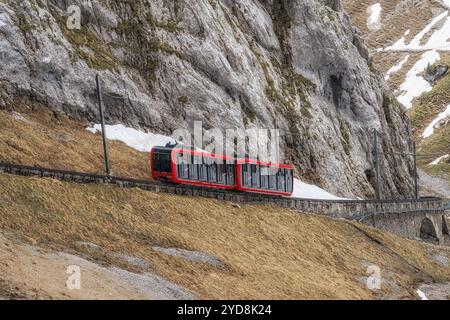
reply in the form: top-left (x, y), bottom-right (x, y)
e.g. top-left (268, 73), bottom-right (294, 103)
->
top-left (442, 216), bottom-right (449, 236)
top-left (419, 218), bottom-right (438, 242)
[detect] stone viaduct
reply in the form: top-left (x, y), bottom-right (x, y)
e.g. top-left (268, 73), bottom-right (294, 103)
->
top-left (271, 198), bottom-right (450, 244)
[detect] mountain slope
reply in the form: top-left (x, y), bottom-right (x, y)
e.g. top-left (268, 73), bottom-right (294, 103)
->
top-left (343, 0), bottom-right (450, 186)
top-left (0, 0), bottom-right (416, 199)
top-left (0, 173), bottom-right (449, 299)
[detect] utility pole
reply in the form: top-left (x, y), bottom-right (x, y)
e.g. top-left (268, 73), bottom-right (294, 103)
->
top-left (413, 142), bottom-right (419, 200)
top-left (95, 74), bottom-right (111, 176)
top-left (274, 119), bottom-right (279, 164)
top-left (373, 129), bottom-right (382, 201)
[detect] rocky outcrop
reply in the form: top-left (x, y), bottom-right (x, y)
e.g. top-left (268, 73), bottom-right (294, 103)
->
top-left (0, 0), bottom-right (416, 198)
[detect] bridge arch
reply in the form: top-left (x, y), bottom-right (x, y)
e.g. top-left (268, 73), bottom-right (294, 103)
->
top-left (443, 216), bottom-right (449, 236)
top-left (419, 218), bottom-right (438, 242)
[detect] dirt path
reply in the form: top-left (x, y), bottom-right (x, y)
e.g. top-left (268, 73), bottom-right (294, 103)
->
top-left (0, 233), bottom-right (194, 300)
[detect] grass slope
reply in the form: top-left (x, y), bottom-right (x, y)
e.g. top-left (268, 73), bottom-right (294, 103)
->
top-left (0, 104), bottom-right (150, 179)
top-left (0, 173), bottom-right (449, 299)
top-left (409, 56), bottom-right (450, 182)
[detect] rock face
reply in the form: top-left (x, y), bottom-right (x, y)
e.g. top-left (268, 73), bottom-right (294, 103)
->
top-left (424, 65), bottom-right (449, 84)
top-left (0, 0), bottom-right (416, 198)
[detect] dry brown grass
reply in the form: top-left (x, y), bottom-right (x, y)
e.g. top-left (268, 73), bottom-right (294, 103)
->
top-left (410, 53), bottom-right (450, 133)
top-left (0, 105), bottom-right (150, 179)
top-left (0, 173), bottom-right (449, 300)
top-left (343, 0), bottom-right (439, 48)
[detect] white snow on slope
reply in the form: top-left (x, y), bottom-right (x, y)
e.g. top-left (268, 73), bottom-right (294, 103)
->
top-left (385, 55), bottom-right (409, 80)
top-left (383, 9), bottom-right (450, 108)
top-left (385, 11), bottom-right (450, 51)
top-left (430, 154), bottom-right (449, 165)
top-left (292, 179), bottom-right (348, 200)
top-left (397, 50), bottom-right (440, 109)
top-left (417, 289), bottom-right (429, 301)
top-left (87, 124), bottom-right (176, 152)
top-left (87, 124), bottom-right (346, 200)
top-left (422, 104), bottom-right (450, 138)
top-left (367, 3), bottom-right (382, 30)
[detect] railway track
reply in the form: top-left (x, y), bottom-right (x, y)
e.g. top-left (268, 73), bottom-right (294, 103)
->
top-left (0, 162), bottom-right (446, 220)
top-left (0, 162), bottom-right (278, 202)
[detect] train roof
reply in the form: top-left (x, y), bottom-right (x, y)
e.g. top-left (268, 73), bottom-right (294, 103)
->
top-left (152, 145), bottom-right (293, 169)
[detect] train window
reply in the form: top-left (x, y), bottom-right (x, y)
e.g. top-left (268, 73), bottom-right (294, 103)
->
top-left (243, 164), bottom-right (253, 187)
top-left (217, 164), bottom-right (226, 184)
top-left (199, 163), bottom-right (208, 181)
top-left (251, 165), bottom-right (259, 188)
top-left (208, 164), bottom-right (218, 183)
top-left (175, 152), bottom-right (189, 179)
top-left (193, 155), bottom-right (202, 181)
top-left (260, 166), bottom-right (269, 189)
top-left (269, 169), bottom-right (277, 190)
top-left (278, 169), bottom-right (286, 192)
top-left (177, 163), bottom-right (189, 179)
top-left (227, 164), bottom-right (235, 185)
top-left (286, 170), bottom-right (293, 193)
top-left (188, 161), bottom-right (198, 180)
top-left (241, 164), bottom-right (246, 186)
top-left (194, 155), bottom-right (204, 181)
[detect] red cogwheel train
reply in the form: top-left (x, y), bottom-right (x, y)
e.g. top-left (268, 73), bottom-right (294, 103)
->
top-left (150, 144), bottom-right (294, 197)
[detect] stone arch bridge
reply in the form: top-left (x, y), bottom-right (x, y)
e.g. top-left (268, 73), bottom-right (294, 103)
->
top-left (272, 198), bottom-right (450, 244)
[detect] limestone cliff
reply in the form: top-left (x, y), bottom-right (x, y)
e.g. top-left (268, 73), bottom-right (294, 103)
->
top-left (0, 0), bottom-right (416, 198)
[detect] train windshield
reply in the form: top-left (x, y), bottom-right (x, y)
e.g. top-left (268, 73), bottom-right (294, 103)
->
top-left (153, 151), bottom-right (172, 173)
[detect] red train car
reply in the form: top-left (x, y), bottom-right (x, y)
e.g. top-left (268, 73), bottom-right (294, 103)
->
top-left (150, 145), bottom-right (294, 197)
top-left (236, 158), bottom-right (294, 196)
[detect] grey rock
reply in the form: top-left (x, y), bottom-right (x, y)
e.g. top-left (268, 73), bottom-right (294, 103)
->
top-left (11, 111), bottom-right (33, 125)
top-left (432, 254), bottom-right (449, 267)
top-left (114, 253), bottom-right (152, 269)
top-left (425, 64), bottom-right (448, 83)
top-left (153, 246), bottom-right (224, 267)
top-left (0, 0), bottom-right (416, 199)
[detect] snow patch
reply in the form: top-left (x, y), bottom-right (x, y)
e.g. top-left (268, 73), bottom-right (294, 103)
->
top-left (385, 11), bottom-right (449, 51)
top-left (87, 124), bottom-right (176, 152)
top-left (417, 289), bottom-right (429, 300)
top-left (397, 50), bottom-right (440, 109)
top-left (385, 55), bottom-right (409, 80)
top-left (430, 155), bottom-right (449, 165)
top-left (422, 104), bottom-right (450, 138)
top-left (367, 3), bottom-right (382, 30)
top-left (292, 179), bottom-right (348, 200)
top-left (383, 10), bottom-right (450, 108)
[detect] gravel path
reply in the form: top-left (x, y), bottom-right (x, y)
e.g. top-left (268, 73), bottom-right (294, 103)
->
top-left (419, 169), bottom-right (450, 199)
